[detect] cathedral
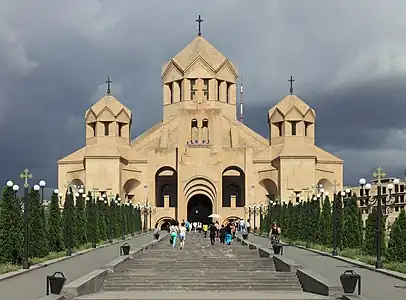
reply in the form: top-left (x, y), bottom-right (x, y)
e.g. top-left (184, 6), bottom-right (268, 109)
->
top-left (58, 27), bottom-right (343, 229)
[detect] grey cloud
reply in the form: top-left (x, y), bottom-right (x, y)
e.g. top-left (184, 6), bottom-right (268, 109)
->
top-left (1, 0), bottom-right (406, 189)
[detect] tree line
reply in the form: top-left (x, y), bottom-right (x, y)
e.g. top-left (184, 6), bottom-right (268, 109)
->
top-left (261, 194), bottom-right (406, 262)
top-left (0, 184), bottom-right (142, 265)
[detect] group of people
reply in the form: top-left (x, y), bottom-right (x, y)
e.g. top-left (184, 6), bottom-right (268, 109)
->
top-left (165, 218), bottom-right (256, 249)
top-left (162, 218), bottom-right (282, 250)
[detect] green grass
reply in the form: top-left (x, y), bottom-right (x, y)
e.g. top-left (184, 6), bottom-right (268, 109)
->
top-left (0, 233), bottom-right (141, 275)
top-left (284, 238), bottom-right (406, 274)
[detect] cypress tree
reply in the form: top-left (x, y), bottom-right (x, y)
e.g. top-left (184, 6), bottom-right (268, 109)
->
top-left (342, 195), bottom-right (363, 249)
top-left (0, 183), bottom-right (23, 264)
top-left (134, 207), bottom-right (142, 232)
top-left (48, 191), bottom-right (63, 252)
top-left (285, 202), bottom-right (295, 240)
top-left (27, 188), bottom-right (49, 258)
top-left (61, 189), bottom-right (76, 254)
top-left (387, 210), bottom-right (406, 262)
top-left (85, 192), bottom-right (93, 243)
top-left (363, 208), bottom-right (385, 255)
top-left (307, 197), bottom-right (320, 244)
top-left (86, 192), bottom-right (98, 246)
top-left (113, 196), bottom-right (122, 238)
top-left (317, 196), bottom-right (332, 246)
top-left (97, 199), bottom-right (107, 241)
top-left (75, 192), bottom-right (87, 246)
top-left (335, 193), bottom-right (343, 249)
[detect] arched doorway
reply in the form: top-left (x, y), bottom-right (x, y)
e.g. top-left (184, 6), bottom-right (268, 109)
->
top-left (222, 166), bottom-right (245, 207)
top-left (155, 166), bottom-right (177, 208)
top-left (187, 194), bottom-right (213, 225)
top-left (155, 216), bottom-right (176, 230)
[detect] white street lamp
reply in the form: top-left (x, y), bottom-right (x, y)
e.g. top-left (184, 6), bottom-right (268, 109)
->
top-left (33, 184), bottom-right (40, 191)
top-left (13, 184), bottom-right (19, 191)
top-left (39, 180), bottom-right (46, 187)
top-left (6, 180), bottom-right (13, 187)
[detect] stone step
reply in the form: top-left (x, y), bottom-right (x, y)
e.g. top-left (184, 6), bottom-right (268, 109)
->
top-left (75, 290), bottom-right (334, 300)
top-left (103, 284), bottom-right (303, 291)
top-left (101, 235), bottom-right (303, 293)
top-left (107, 272), bottom-right (291, 278)
top-left (105, 277), bottom-right (299, 283)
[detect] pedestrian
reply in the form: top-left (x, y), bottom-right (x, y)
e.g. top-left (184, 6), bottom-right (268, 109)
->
top-left (170, 222), bottom-right (179, 249)
top-left (209, 222), bottom-right (217, 245)
top-left (246, 219), bottom-right (251, 234)
top-left (219, 224), bottom-right (226, 244)
top-left (179, 222), bottom-right (187, 250)
top-left (202, 223), bottom-right (208, 238)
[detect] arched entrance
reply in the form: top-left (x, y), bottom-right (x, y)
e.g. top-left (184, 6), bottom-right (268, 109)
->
top-left (155, 166), bottom-right (177, 208)
top-left (187, 194), bottom-right (213, 225)
top-left (155, 216), bottom-right (176, 230)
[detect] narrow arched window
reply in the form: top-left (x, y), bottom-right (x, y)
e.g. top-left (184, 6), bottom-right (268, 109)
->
top-left (202, 118), bottom-right (209, 143)
top-left (191, 119), bottom-right (198, 142)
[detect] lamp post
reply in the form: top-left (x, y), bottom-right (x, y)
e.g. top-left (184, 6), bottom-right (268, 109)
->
top-left (118, 199), bottom-right (126, 240)
top-left (39, 180), bottom-right (46, 204)
top-left (149, 205), bottom-right (156, 229)
top-left (19, 169), bottom-right (34, 269)
top-left (138, 202), bottom-right (150, 230)
top-left (106, 196), bottom-right (113, 243)
top-left (359, 169), bottom-right (398, 269)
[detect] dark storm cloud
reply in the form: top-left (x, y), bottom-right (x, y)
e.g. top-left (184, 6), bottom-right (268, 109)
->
top-left (1, 0), bottom-right (406, 189)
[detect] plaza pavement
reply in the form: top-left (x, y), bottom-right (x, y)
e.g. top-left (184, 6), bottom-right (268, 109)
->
top-left (0, 233), bottom-right (155, 300)
top-left (245, 234), bottom-right (406, 300)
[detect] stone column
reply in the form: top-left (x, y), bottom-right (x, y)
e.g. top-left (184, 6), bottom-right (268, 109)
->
top-left (219, 81), bottom-right (227, 103)
top-left (172, 81), bottom-right (181, 103)
top-left (209, 79), bottom-right (217, 101)
top-left (184, 79), bottom-right (191, 101)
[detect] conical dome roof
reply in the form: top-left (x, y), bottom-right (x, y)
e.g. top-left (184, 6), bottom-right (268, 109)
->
top-left (86, 94), bottom-right (131, 118)
top-left (268, 94), bottom-right (315, 119)
top-left (163, 36), bottom-right (237, 74)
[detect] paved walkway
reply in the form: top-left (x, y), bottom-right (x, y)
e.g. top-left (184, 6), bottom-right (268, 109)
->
top-left (0, 233), bottom-right (155, 300)
top-left (245, 234), bottom-right (406, 300)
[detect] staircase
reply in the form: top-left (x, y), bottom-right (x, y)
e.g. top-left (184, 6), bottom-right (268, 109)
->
top-left (102, 233), bottom-right (302, 292)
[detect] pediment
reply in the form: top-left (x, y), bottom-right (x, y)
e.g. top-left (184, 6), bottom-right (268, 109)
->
top-left (86, 109), bottom-right (97, 123)
top-left (162, 60), bottom-right (184, 83)
top-left (285, 106), bottom-right (304, 121)
top-left (97, 107), bottom-right (115, 122)
top-left (269, 108), bottom-right (284, 123)
top-left (216, 60), bottom-right (237, 82)
top-left (116, 108), bottom-right (131, 124)
top-left (184, 56), bottom-right (216, 78)
top-left (304, 108), bottom-right (316, 123)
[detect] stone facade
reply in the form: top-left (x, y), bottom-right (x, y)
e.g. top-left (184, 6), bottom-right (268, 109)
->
top-left (58, 34), bottom-right (343, 229)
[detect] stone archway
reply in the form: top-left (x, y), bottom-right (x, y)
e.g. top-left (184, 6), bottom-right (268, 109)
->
top-left (155, 166), bottom-right (177, 208)
top-left (187, 194), bottom-right (213, 225)
top-left (317, 178), bottom-right (332, 195)
top-left (184, 176), bottom-right (217, 205)
top-left (222, 166), bottom-right (245, 207)
top-left (259, 179), bottom-right (278, 202)
top-left (123, 179), bottom-right (141, 201)
top-left (155, 216), bottom-right (176, 230)
top-left (222, 216), bottom-right (241, 226)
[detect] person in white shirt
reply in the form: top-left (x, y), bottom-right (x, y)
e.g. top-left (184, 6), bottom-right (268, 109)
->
top-left (197, 222), bottom-right (202, 233)
top-left (239, 219), bottom-right (245, 233)
top-left (179, 222), bottom-right (187, 249)
top-left (246, 219), bottom-right (251, 234)
top-left (170, 223), bottom-right (179, 249)
top-left (192, 221), bottom-right (197, 233)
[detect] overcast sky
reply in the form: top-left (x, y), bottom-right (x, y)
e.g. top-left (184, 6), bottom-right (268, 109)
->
top-left (1, 0), bottom-right (406, 191)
